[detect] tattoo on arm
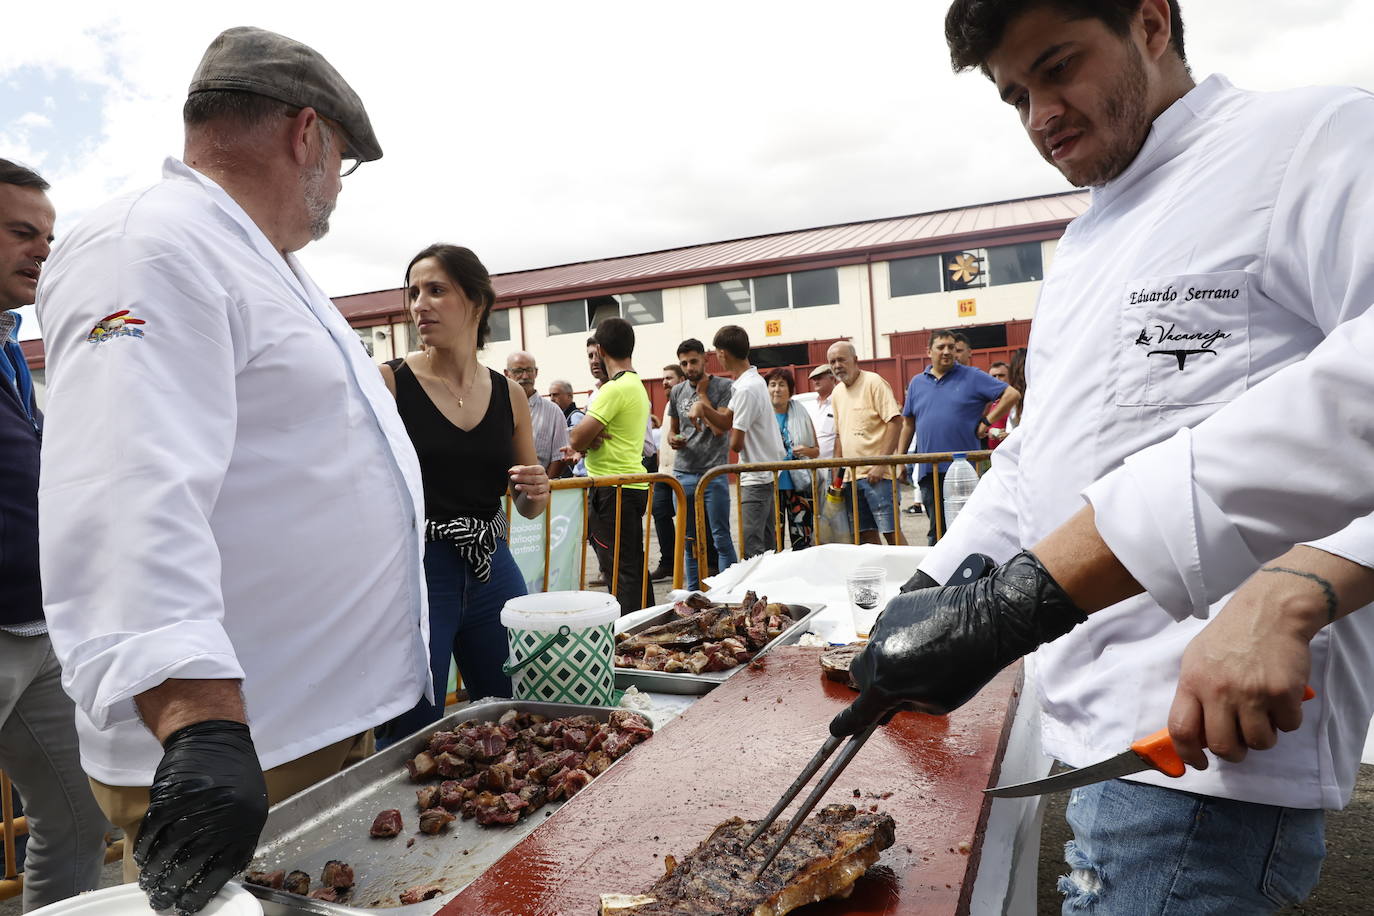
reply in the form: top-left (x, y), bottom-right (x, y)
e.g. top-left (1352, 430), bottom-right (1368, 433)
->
top-left (1259, 565), bottom-right (1339, 623)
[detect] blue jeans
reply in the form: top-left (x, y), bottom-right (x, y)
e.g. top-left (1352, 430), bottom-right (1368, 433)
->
top-left (381, 539), bottom-right (523, 746)
top-left (847, 478), bottom-right (899, 534)
top-left (675, 470), bottom-right (738, 589)
top-left (1059, 779), bottom-right (1325, 914)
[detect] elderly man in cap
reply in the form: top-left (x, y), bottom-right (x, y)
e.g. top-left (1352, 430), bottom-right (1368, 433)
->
top-left (806, 363), bottom-right (837, 460)
top-left (36, 27), bottom-right (429, 914)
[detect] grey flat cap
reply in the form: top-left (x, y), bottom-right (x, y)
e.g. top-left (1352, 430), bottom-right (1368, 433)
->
top-left (189, 26), bottom-right (382, 162)
top-left (809, 363), bottom-right (833, 380)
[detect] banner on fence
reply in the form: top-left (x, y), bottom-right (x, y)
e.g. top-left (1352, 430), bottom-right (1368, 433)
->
top-left (508, 488), bottom-right (585, 594)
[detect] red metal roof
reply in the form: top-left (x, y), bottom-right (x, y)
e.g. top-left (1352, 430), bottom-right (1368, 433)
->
top-left (21, 338), bottom-right (44, 370)
top-left (335, 189), bottom-right (1091, 322)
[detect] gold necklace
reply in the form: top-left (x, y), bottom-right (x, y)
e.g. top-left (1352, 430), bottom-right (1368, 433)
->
top-left (427, 351), bottom-right (477, 408)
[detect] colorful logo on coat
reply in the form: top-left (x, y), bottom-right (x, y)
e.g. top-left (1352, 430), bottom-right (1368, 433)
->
top-left (86, 310), bottom-right (147, 343)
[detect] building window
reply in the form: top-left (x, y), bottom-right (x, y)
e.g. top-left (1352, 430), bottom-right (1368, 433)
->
top-left (987, 241), bottom-right (1044, 285)
top-left (706, 279), bottom-right (753, 317)
top-left (889, 243), bottom-right (1044, 298)
top-left (547, 300), bottom-right (587, 335)
top-left (487, 308), bottom-right (512, 343)
top-left (888, 255), bottom-right (943, 297)
top-left (705, 268), bottom-right (840, 317)
top-left (618, 290), bottom-right (664, 326)
top-left (546, 291), bottom-right (666, 335)
top-left (791, 268), bottom-right (840, 309)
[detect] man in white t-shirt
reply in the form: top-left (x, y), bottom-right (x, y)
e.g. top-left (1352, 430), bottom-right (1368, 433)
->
top-left (691, 325), bottom-right (785, 558)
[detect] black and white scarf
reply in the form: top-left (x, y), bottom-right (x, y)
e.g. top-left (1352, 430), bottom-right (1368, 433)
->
top-left (425, 513), bottom-right (510, 582)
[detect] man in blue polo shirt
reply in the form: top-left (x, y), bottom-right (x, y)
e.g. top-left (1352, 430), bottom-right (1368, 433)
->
top-left (898, 329), bottom-right (1019, 544)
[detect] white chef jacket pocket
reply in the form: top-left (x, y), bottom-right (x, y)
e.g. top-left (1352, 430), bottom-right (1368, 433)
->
top-left (1115, 271), bottom-right (1251, 407)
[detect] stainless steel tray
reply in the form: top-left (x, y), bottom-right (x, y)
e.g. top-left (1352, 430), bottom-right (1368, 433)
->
top-left (238, 699), bottom-right (653, 915)
top-left (613, 602), bottom-right (823, 695)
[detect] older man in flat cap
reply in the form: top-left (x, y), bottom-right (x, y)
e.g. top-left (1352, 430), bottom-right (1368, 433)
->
top-left (36, 27), bottom-right (429, 914)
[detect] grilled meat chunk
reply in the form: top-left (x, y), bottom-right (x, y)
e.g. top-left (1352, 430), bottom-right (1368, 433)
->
top-left (320, 860), bottom-right (354, 890)
top-left (309, 887), bottom-right (341, 902)
top-left (283, 870), bottom-right (311, 896)
top-left (243, 870), bottom-right (285, 890)
top-left (406, 751), bottom-right (438, 781)
top-left (399, 883), bottom-right (446, 904)
top-left (418, 807), bottom-right (457, 834)
top-left (402, 711), bottom-right (651, 830)
top-left (599, 804), bottom-right (895, 916)
top-left (616, 599), bottom-right (803, 672)
top-left (415, 785), bottom-right (442, 810)
top-left (370, 808), bottom-right (404, 838)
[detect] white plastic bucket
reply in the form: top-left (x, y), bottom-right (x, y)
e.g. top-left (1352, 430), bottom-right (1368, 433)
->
top-left (28, 883), bottom-right (261, 915)
top-left (500, 591), bottom-right (620, 706)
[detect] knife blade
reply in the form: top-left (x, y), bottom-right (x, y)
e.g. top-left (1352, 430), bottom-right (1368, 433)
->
top-left (985, 685), bottom-right (1316, 798)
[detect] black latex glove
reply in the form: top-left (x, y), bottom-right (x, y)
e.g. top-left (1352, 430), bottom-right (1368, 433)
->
top-left (898, 568), bottom-right (940, 594)
top-left (830, 551), bottom-right (1087, 737)
top-left (135, 720), bottom-right (269, 915)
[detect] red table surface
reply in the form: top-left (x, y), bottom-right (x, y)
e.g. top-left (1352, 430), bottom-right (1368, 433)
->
top-left (440, 648), bottom-right (1022, 916)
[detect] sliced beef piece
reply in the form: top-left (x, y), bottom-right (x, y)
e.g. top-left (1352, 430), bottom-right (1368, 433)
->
top-left (370, 808), bottom-right (404, 838)
top-left (243, 870), bottom-right (285, 890)
top-left (418, 807), bottom-right (457, 834)
top-left (820, 643), bottom-right (864, 690)
top-left (405, 751), bottom-right (438, 781)
top-left (399, 884), bottom-right (446, 905)
top-left (518, 783), bottom-right (548, 811)
top-left (598, 804), bottom-right (895, 916)
top-left (427, 730), bottom-right (458, 754)
top-left (283, 871), bottom-right (311, 896)
top-left (309, 887), bottom-right (342, 902)
top-left (320, 860), bottom-right (354, 890)
top-left (582, 750), bottom-right (612, 777)
top-left (435, 751), bottom-right (470, 778)
top-left (439, 780), bottom-right (465, 810)
top-left (415, 785), bottom-right (441, 811)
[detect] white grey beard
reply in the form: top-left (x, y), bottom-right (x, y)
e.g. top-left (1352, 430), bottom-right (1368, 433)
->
top-left (303, 158), bottom-right (335, 241)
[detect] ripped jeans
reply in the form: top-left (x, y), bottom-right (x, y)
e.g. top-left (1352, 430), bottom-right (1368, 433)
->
top-left (1059, 779), bottom-right (1325, 914)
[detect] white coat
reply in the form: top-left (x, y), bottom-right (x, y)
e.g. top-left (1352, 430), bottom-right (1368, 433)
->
top-left (1086, 306), bottom-right (1374, 613)
top-left (919, 76), bottom-right (1374, 809)
top-left (36, 159), bottom-right (432, 786)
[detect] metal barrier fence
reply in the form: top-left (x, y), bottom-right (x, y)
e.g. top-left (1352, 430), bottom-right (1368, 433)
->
top-left (505, 472), bottom-right (687, 601)
top-left (692, 451), bottom-right (991, 581)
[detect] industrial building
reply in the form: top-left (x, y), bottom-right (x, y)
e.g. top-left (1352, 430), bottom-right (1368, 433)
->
top-left (23, 190), bottom-right (1089, 409)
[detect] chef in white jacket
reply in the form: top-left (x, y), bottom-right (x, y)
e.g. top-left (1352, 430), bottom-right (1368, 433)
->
top-left (36, 28), bottom-right (429, 915)
top-left (833, 1), bottom-right (1374, 911)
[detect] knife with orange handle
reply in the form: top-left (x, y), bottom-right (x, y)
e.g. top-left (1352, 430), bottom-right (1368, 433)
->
top-left (985, 685), bottom-right (1316, 798)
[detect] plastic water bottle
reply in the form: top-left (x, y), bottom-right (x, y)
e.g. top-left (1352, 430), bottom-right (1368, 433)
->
top-left (941, 453), bottom-right (979, 531)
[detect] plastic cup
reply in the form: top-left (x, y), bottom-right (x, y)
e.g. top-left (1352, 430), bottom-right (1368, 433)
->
top-left (847, 567), bottom-right (887, 638)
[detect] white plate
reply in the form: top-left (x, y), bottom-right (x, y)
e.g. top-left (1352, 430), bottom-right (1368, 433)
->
top-left (30, 883), bottom-right (262, 915)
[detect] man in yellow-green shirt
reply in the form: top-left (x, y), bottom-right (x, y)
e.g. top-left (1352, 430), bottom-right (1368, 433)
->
top-left (569, 317), bottom-right (653, 614)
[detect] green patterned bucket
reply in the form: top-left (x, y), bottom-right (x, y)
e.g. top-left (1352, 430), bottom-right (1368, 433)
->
top-left (500, 591), bottom-right (619, 706)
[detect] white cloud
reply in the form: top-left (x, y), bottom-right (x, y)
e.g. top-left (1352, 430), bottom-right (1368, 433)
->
top-left (6, 0), bottom-right (1373, 323)
top-left (16, 112), bottom-right (53, 129)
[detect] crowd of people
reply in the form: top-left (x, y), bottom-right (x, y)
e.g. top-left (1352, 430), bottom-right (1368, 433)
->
top-left (6, 1), bottom-right (1374, 913)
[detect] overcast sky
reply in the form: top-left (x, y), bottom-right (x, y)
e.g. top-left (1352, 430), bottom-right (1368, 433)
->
top-left (4, 1), bottom-right (1372, 338)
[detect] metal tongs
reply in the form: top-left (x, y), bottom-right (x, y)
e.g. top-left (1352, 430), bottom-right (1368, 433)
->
top-left (740, 553), bottom-right (994, 877)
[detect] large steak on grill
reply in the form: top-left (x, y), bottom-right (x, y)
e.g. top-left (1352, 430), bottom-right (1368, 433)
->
top-left (599, 804), bottom-right (895, 916)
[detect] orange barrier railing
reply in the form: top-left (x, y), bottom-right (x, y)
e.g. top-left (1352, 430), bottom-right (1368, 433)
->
top-left (690, 451), bottom-right (991, 585)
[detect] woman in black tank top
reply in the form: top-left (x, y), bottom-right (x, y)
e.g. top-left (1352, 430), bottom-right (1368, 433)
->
top-left (379, 245), bottom-right (549, 742)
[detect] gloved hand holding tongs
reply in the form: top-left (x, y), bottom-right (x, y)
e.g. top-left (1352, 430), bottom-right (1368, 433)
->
top-left (830, 551), bottom-right (1089, 737)
top-left (742, 552), bottom-right (1089, 875)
